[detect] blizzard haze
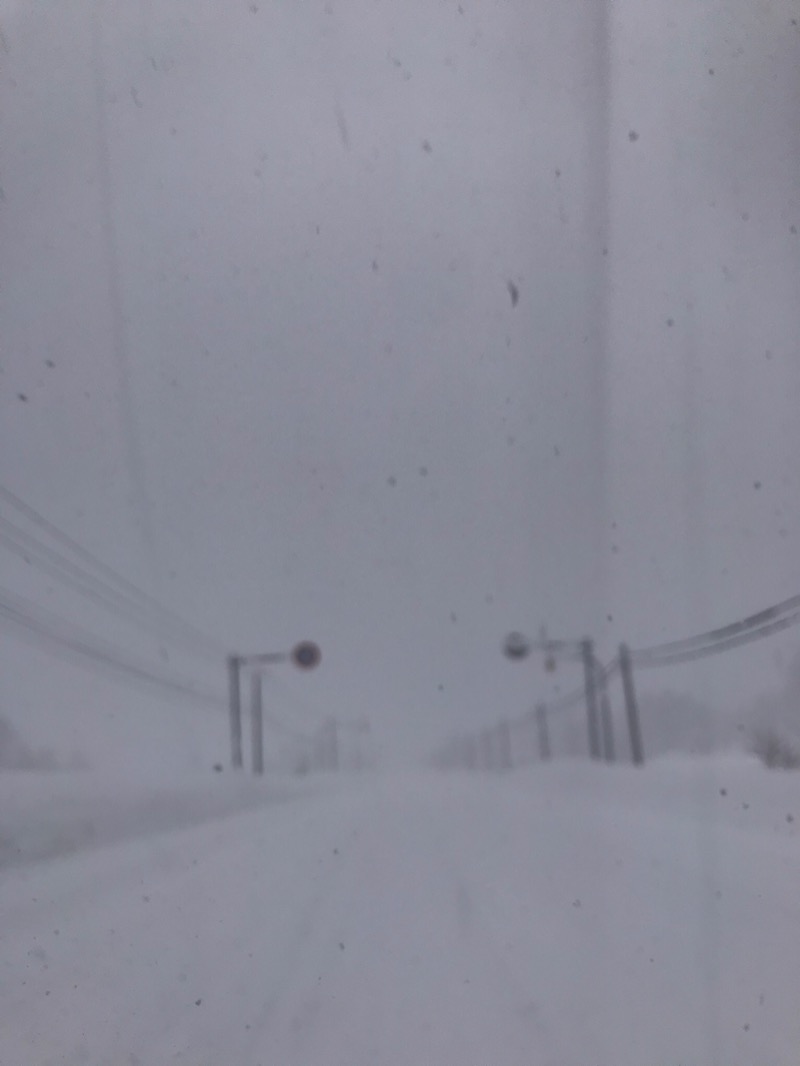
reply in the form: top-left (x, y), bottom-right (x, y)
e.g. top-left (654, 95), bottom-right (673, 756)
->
top-left (1, 3), bottom-right (799, 1063)
top-left (1, 0), bottom-right (798, 767)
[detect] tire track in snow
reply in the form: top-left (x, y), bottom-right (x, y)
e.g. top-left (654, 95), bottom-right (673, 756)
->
top-left (435, 823), bottom-right (575, 1065)
top-left (243, 778), bottom-right (564, 1066)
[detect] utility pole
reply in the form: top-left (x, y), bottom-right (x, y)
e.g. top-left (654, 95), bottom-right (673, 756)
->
top-left (227, 654), bottom-right (243, 769)
top-left (619, 643), bottom-right (644, 765)
top-left (250, 669), bottom-right (264, 775)
top-left (581, 638), bottom-right (602, 760)
top-left (503, 627), bottom-right (601, 763)
top-left (535, 702), bottom-right (551, 762)
top-left (596, 662), bottom-right (615, 763)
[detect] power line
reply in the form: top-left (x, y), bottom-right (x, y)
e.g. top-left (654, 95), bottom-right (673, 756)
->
top-left (91, 5), bottom-right (164, 620)
top-left (0, 487), bottom-right (225, 656)
top-left (633, 610), bottom-right (800, 668)
top-left (432, 649), bottom-right (621, 769)
top-left (438, 591), bottom-right (800, 769)
top-left (0, 586), bottom-right (222, 709)
top-left (0, 484), bottom-right (153, 607)
top-left (598, 657), bottom-right (619, 681)
top-left (632, 590), bottom-right (800, 663)
top-left (0, 516), bottom-right (217, 657)
top-left (547, 656), bottom-right (617, 714)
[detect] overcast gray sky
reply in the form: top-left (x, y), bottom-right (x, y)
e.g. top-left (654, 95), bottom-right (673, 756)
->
top-left (1, 0), bottom-right (798, 770)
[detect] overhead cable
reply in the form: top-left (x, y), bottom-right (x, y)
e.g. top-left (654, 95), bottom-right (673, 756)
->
top-left (0, 488), bottom-right (224, 656)
top-left (632, 591), bottom-right (800, 663)
top-left (633, 610), bottom-right (800, 668)
top-left (0, 587), bottom-right (222, 708)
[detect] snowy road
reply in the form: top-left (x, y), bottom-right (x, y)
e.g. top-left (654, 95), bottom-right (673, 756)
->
top-left (1, 763), bottom-right (798, 1065)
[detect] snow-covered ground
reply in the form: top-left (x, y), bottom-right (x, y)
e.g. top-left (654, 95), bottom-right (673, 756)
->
top-left (0, 757), bottom-right (797, 1065)
top-left (0, 769), bottom-right (324, 870)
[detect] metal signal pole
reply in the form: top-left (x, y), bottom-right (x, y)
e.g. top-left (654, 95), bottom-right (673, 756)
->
top-left (226, 642), bottom-right (321, 772)
top-left (504, 628), bottom-right (604, 763)
top-left (250, 669), bottom-right (264, 775)
top-left (581, 638), bottom-right (602, 760)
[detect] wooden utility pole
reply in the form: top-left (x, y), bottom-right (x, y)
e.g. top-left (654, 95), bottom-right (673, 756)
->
top-left (227, 654), bottom-right (243, 769)
top-left (250, 669), bottom-right (264, 775)
top-left (596, 663), bottom-right (616, 763)
top-left (619, 643), bottom-right (644, 765)
top-left (581, 638), bottom-right (602, 760)
top-left (535, 702), bottom-right (551, 761)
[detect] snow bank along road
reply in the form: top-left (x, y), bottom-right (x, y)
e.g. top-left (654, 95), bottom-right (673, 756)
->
top-left (1, 760), bottom-right (798, 1065)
